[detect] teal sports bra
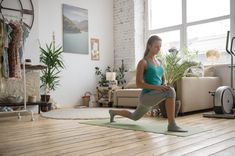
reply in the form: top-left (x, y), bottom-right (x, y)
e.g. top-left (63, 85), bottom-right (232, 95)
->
top-left (142, 58), bottom-right (164, 93)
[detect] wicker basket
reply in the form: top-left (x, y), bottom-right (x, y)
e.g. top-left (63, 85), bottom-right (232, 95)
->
top-left (82, 92), bottom-right (92, 107)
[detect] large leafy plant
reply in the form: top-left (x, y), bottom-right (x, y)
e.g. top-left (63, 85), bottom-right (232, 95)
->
top-left (158, 48), bottom-right (198, 86)
top-left (40, 39), bottom-right (65, 95)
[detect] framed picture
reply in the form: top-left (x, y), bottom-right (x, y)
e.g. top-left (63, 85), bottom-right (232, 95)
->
top-left (91, 38), bottom-right (100, 60)
top-left (62, 4), bottom-right (88, 54)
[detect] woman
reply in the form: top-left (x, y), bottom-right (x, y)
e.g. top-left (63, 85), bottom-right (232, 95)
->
top-left (109, 35), bottom-right (187, 132)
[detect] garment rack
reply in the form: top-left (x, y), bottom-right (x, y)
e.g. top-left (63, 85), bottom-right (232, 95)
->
top-left (0, 6), bottom-right (35, 121)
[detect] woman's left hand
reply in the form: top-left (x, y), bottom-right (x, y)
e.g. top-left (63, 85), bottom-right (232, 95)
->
top-left (159, 85), bottom-right (170, 92)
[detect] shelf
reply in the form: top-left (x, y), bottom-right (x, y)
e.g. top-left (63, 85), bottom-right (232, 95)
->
top-left (0, 101), bottom-right (51, 114)
top-left (21, 64), bottom-right (47, 70)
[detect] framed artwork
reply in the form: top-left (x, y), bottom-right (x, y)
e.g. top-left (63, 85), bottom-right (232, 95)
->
top-left (91, 38), bottom-right (100, 60)
top-left (62, 4), bottom-right (88, 54)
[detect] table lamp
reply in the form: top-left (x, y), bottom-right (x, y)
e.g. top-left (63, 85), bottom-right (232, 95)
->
top-left (206, 49), bottom-right (220, 64)
top-left (106, 72), bottom-right (117, 86)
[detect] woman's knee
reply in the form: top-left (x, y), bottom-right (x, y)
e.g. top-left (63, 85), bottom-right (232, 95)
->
top-left (130, 114), bottom-right (142, 121)
top-left (166, 87), bottom-right (176, 99)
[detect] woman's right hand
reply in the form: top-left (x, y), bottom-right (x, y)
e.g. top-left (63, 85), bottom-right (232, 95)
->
top-left (155, 85), bottom-right (170, 92)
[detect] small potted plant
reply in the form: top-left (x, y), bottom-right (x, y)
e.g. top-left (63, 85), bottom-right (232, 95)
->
top-left (39, 33), bottom-right (65, 111)
top-left (95, 66), bottom-right (112, 87)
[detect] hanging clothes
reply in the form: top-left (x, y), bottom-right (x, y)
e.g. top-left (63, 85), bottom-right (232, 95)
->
top-left (2, 22), bottom-right (12, 78)
top-left (19, 24), bottom-right (30, 63)
top-left (0, 20), bottom-right (4, 78)
top-left (0, 20), bottom-right (30, 79)
top-left (8, 22), bottom-right (23, 78)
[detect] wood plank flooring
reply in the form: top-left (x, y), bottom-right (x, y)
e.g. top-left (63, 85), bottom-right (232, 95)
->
top-left (0, 112), bottom-right (235, 156)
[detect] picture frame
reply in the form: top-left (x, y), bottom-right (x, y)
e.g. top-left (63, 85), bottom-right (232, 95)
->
top-left (62, 4), bottom-right (88, 54)
top-left (91, 38), bottom-right (100, 60)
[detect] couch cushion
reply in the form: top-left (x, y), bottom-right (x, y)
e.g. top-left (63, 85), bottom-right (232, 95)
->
top-left (125, 77), bottom-right (137, 89)
top-left (185, 64), bottom-right (204, 77)
top-left (115, 89), bottom-right (142, 97)
top-left (204, 66), bottom-right (216, 77)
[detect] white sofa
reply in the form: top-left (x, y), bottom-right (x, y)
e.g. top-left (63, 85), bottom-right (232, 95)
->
top-left (176, 77), bottom-right (221, 113)
top-left (113, 76), bottom-right (221, 113)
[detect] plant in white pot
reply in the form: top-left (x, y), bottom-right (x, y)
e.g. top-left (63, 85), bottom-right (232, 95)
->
top-left (39, 33), bottom-right (65, 111)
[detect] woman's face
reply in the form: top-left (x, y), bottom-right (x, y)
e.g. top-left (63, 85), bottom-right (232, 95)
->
top-left (148, 40), bottom-right (162, 55)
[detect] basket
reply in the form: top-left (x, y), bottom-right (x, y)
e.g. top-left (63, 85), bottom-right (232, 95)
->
top-left (82, 92), bottom-right (92, 107)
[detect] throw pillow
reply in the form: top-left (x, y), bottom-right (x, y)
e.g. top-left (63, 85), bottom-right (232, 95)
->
top-left (204, 66), bottom-right (216, 77)
top-left (185, 64), bottom-right (204, 77)
top-left (125, 77), bottom-right (137, 89)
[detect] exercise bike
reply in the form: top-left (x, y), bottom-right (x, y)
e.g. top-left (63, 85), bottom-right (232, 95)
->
top-left (204, 31), bottom-right (235, 118)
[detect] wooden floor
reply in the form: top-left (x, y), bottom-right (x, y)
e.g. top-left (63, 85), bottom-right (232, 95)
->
top-left (0, 112), bottom-right (235, 156)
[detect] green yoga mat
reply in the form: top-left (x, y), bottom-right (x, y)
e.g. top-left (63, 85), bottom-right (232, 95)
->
top-left (80, 119), bottom-right (210, 137)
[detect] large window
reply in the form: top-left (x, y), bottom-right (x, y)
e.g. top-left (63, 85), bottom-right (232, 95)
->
top-left (147, 0), bottom-right (231, 65)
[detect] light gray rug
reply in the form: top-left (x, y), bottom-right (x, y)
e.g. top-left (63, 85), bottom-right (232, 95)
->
top-left (41, 108), bottom-right (135, 120)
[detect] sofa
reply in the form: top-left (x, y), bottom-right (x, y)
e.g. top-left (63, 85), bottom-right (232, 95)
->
top-left (113, 73), bottom-right (141, 107)
top-left (113, 88), bottom-right (141, 107)
top-left (176, 77), bottom-right (221, 113)
top-left (113, 71), bottom-right (221, 113)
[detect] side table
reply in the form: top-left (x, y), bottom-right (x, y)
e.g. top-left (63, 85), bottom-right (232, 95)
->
top-left (96, 86), bottom-right (121, 107)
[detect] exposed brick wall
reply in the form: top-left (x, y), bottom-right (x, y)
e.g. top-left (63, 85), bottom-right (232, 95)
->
top-left (113, 0), bottom-right (145, 71)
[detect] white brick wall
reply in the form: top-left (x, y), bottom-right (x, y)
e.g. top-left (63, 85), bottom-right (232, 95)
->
top-left (113, 0), bottom-right (145, 71)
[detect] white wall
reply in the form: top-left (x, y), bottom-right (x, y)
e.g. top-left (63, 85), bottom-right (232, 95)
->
top-left (36, 0), bottom-right (113, 107)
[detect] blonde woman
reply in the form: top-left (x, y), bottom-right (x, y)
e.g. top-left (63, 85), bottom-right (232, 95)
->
top-left (109, 35), bottom-right (187, 132)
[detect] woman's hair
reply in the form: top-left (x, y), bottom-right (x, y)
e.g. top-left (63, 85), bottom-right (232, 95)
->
top-left (144, 35), bottom-right (162, 57)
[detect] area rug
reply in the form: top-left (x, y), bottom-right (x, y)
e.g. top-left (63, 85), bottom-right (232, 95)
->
top-left (41, 108), bottom-right (135, 120)
top-left (80, 119), bottom-right (210, 137)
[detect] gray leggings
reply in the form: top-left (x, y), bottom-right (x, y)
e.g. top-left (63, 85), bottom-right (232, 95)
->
top-left (127, 87), bottom-right (176, 121)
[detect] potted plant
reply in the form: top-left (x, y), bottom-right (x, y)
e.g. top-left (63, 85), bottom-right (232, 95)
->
top-left (115, 59), bottom-right (128, 87)
top-left (161, 48), bottom-right (199, 86)
top-left (95, 60), bottom-right (128, 87)
top-left (95, 66), bottom-right (112, 87)
top-left (157, 48), bottom-right (199, 117)
top-left (39, 33), bottom-right (65, 111)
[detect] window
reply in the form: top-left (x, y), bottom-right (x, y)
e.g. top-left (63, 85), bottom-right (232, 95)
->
top-left (146, 0), bottom-right (231, 65)
top-left (154, 30), bottom-right (180, 53)
top-left (187, 0), bottom-right (230, 22)
top-left (149, 0), bottom-right (181, 29)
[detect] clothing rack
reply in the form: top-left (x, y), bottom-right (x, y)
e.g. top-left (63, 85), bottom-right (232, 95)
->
top-left (0, 0), bottom-right (35, 121)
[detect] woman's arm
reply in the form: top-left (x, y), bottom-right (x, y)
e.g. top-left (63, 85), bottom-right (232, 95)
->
top-left (136, 59), bottom-right (168, 91)
top-left (162, 74), bottom-right (167, 85)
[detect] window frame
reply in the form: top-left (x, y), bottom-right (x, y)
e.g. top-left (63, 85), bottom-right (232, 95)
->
top-left (145, 0), bottom-right (231, 64)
